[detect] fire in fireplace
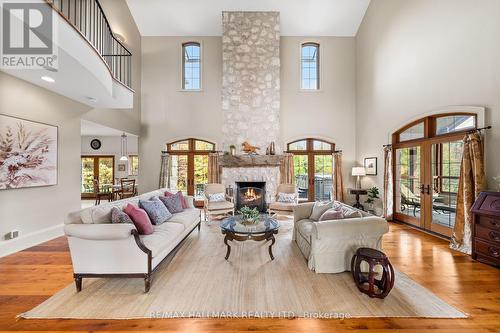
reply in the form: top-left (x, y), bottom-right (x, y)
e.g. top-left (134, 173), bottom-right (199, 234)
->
top-left (236, 181), bottom-right (266, 212)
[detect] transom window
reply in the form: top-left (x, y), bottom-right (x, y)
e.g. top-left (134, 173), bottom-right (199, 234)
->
top-left (182, 42), bottom-right (201, 90)
top-left (300, 43), bottom-right (320, 90)
top-left (395, 113), bottom-right (477, 143)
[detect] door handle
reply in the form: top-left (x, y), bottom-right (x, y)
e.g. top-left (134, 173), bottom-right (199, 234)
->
top-left (425, 185), bottom-right (431, 195)
top-left (420, 184), bottom-right (425, 194)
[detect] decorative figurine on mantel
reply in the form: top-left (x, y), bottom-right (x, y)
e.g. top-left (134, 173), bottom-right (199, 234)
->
top-left (242, 142), bottom-right (260, 154)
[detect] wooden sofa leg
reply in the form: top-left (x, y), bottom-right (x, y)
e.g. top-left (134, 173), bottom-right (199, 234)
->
top-left (74, 275), bottom-right (82, 292)
top-left (144, 275), bottom-right (151, 293)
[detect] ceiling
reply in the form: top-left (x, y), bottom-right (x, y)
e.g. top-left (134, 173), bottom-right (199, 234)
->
top-left (126, 0), bottom-right (371, 37)
top-left (81, 120), bottom-right (137, 137)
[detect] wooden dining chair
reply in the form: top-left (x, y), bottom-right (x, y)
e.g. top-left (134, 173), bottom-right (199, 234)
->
top-left (119, 178), bottom-right (136, 200)
top-left (93, 178), bottom-right (112, 205)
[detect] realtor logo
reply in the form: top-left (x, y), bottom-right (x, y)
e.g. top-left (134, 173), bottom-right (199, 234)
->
top-left (1, 1), bottom-right (58, 69)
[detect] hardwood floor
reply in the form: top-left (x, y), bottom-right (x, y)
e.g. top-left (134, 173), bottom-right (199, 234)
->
top-left (0, 221), bottom-right (498, 332)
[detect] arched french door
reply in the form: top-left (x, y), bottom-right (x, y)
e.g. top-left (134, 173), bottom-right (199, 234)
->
top-left (166, 138), bottom-right (215, 201)
top-left (392, 113), bottom-right (476, 237)
top-left (287, 138), bottom-right (335, 202)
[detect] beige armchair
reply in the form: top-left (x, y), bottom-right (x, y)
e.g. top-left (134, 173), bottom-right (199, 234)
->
top-left (204, 183), bottom-right (235, 222)
top-left (268, 183), bottom-right (298, 216)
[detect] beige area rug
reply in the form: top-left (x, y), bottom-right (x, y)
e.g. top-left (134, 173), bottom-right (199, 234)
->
top-left (21, 220), bottom-right (466, 319)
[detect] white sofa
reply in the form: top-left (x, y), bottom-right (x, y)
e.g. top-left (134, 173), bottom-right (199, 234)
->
top-left (64, 188), bottom-right (201, 292)
top-left (293, 202), bottom-right (389, 273)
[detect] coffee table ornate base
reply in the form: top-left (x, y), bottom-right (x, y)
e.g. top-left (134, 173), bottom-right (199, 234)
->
top-left (222, 229), bottom-right (278, 260)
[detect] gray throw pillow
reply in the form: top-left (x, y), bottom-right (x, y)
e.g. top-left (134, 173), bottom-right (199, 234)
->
top-left (309, 201), bottom-right (333, 221)
top-left (139, 197), bottom-right (172, 225)
top-left (111, 207), bottom-right (134, 224)
top-left (159, 195), bottom-right (184, 214)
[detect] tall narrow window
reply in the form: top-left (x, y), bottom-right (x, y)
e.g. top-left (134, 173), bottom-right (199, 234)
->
top-left (301, 43), bottom-right (320, 90)
top-left (182, 42), bottom-right (201, 90)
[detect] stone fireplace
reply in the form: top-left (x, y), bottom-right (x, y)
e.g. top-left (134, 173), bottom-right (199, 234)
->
top-left (236, 181), bottom-right (266, 212)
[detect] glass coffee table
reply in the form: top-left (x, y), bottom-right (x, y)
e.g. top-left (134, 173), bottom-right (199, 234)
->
top-left (220, 214), bottom-right (280, 260)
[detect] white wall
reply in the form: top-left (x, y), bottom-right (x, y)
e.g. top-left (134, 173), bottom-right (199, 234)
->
top-left (281, 37), bottom-right (357, 191)
top-left (81, 135), bottom-right (139, 179)
top-left (139, 36), bottom-right (358, 195)
top-left (356, 0), bottom-right (500, 194)
top-left (0, 73), bottom-right (89, 256)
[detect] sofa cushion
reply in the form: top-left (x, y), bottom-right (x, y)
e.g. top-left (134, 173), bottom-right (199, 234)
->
top-left (124, 204), bottom-right (153, 235)
top-left (159, 195), bottom-right (184, 214)
top-left (207, 200), bottom-right (233, 210)
top-left (269, 201), bottom-right (295, 211)
top-left (168, 208), bottom-right (200, 229)
top-left (334, 203), bottom-right (363, 219)
top-left (139, 197), bottom-right (172, 225)
top-left (319, 207), bottom-right (344, 221)
top-left (208, 193), bottom-right (225, 202)
top-left (277, 192), bottom-right (296, 203)
top-left (140, 222), bottom-right (185, 257)
top-left (309, 201), bottom-right (333, 221)
top-left (111, 207), bottom-right (134, 224)
top-left (165, 191), bottom-right (188, 209)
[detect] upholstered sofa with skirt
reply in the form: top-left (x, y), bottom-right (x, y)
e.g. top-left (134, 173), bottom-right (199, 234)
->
top-left (64, 188), bottom-right (201, 292)
top-left (293, 202), bottom-right (389, 273)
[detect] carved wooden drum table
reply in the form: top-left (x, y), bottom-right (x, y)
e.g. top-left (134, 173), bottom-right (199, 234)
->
top-left (220, 215), bottom-right (280, 260)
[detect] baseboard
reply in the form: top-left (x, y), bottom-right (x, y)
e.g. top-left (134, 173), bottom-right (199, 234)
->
top-left (0, 224), bottom-right (64, 258)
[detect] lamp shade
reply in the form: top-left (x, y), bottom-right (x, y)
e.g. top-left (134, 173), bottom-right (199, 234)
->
top-left (352, 167), bottom-right (366, 176)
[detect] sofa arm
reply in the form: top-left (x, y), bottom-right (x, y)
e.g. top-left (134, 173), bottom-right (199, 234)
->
top-left (185, 195), bottom-right (195, 208)
top-left (313, 216), bottom-right (389, 240)
top-left (293, 202), bottom-right (315, 222)
top-left (64, 223), bottom-right (137, 240)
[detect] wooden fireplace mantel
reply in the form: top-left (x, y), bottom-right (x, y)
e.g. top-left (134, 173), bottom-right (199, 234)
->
top-left (219, 155), bottom-right (283, 168)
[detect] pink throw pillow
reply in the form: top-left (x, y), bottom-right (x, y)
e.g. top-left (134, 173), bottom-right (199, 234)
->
top-left (319, 208), bottom-right (344, 221)
top-left (124, 204), bottom-right (153, 235)
top-left (165, 191), bottom-right (188, 209)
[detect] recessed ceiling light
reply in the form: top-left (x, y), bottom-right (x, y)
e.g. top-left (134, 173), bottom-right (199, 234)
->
top-left (85, 96), bottom-right (97, 103)
top-left (41, 76), bottom-right (55, 83)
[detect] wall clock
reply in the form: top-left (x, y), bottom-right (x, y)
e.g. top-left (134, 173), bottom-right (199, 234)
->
top-left (90, 139), bottom-right (101, 150)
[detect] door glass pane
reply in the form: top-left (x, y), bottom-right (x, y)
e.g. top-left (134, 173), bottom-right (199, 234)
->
top-left (431, 140), bottom-right (463, 229)
top-left (436, 115), bottom-right (475, 135)
top-left (81, 157), bottom-right (94, 194)
top-left (98, 157), bottom-right (114, 192)
top-left (399, 122), bottom-right (425, 142)
top-left (194, 155), bottom-right (209, 200)
top-left (170, 155), bottom-right (188, 194)
top-left (395, 147), bottom-right (421, 220)
top-left (314, 155), bottom-right (333, 201)
top-left (293, 155), bottom-right (309, 200)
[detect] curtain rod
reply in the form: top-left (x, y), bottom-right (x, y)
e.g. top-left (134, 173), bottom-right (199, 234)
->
top-left (469, 125), bottom-right (492, 133)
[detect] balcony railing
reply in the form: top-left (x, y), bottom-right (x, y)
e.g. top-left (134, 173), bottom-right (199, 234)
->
top-left (46, 0), bottom-right (132, 89)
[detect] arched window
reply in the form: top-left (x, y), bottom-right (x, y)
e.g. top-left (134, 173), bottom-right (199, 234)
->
top-left (301, 42), bottom-right (320, 90)
top-left (392, 113), bottom-right (477, 237)
top-left (287, 138), bottom-right (335, 201)
top-left (166, 138), bottom-right (215, 200)
top-left (182, 42), bottom-right (201, 90)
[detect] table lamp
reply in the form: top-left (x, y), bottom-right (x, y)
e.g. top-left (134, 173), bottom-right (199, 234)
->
top-left (352, 167), bottom-right (366, 189)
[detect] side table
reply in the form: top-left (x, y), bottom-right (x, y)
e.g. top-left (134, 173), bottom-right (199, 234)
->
top-left (350, 189), bottom-right (367, 210)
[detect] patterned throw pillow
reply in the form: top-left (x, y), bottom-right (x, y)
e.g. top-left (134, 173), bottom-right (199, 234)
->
top-left (309, 201), bottom-right (333, 221)
top-left (208, 192), bottom-right (225, 202)
top-left (277, 192), bottom-right (296, 203)
top-left (333, 203), bottom-right (363, 219)
top-left (159, 195), bottom-right (184, 214)
top-left (111, 207), bottom-right (133, 224)
top-left (165, 191), bottom-right (188, 209)
top-left (124, 204), bottom-right (154, 235)
top-left (139, 197), bottom-right (172, 225)
top-left (319, 207), bottom-right (344, 221)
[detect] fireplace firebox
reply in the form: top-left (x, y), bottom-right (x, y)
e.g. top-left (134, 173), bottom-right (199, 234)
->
top-left (236, 181), bottom-right (266, 212)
